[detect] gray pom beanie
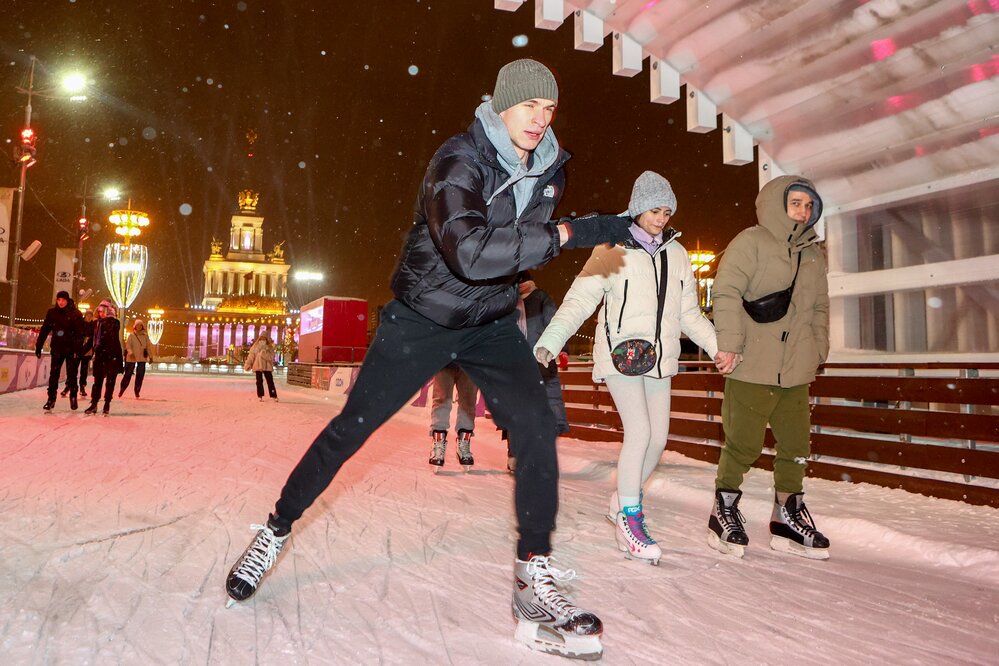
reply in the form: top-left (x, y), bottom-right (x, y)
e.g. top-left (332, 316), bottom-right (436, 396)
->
top-left (628, 171), bottom-right (677, 218)
top-left (491, 59), bottom-right (559, 113)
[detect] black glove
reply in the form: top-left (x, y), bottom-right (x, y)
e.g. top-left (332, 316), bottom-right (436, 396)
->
top-left (35, 350), bottom-right (42, 358)
top-left (562, 214), bottom-right (632, 250)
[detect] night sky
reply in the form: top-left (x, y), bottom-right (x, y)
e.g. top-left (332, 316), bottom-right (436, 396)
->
top-left (2, 0), bottom-right (758, 321)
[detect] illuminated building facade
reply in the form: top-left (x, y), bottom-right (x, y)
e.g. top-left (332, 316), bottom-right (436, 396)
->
top-left (201, 189), bottom-right (290, 313)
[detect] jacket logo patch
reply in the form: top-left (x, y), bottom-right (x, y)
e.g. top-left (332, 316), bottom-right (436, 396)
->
top-left (543, 185), bottom-right (555, 198)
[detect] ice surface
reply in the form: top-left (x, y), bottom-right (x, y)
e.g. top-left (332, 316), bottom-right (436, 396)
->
top-left (1, 374), bottom-right (997, 664)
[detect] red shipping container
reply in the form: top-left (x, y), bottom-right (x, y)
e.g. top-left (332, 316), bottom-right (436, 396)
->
top-left (298, 297), bottom-right (368, 364)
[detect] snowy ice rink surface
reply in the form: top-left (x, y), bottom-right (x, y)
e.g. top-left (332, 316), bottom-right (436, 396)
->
top-left (1, 374), bottom-right (997, 665)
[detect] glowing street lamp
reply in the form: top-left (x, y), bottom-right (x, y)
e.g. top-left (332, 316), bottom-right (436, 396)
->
top-left (103, 203), bottom-right (151, 319)
top-left (147, 308), bottom-right (164, 346)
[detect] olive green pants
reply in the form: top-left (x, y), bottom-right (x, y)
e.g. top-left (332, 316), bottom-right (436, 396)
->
top-left (715, 378), bottom-right (811, 493)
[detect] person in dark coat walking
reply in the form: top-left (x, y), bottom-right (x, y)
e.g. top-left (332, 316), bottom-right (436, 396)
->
top-left (224, 58), bottom-right (632, 660)
top-left (84, 299), bottom-right (124, 416)
top-left (35, 290), bottom-right (84, 411)
top-left (503, 271), bottom-right (570, 473)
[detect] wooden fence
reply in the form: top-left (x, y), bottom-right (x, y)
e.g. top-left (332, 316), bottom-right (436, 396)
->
top-left (559, 362), bottom-right (999, 508)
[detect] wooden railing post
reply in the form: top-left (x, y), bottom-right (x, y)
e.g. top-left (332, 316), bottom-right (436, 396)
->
top-left (960, 367), bottom-right (978, 483)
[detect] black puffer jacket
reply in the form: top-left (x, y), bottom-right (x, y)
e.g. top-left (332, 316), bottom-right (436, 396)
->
top-left (390, 120), bottom-right (568, 329)
top-left (35, 303), bottom-right (84, 356)
top-left (91, 317), bottom-right (124, 374)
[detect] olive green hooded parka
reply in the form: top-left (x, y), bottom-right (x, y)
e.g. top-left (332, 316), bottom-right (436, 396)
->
top-left (713, 175), bottom-right (829, 388)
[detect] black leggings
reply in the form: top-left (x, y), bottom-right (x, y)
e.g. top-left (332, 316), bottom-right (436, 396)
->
top-left (274, 300), bottom-right (559, 559)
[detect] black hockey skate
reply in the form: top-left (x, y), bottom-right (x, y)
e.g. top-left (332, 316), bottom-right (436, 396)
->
top-left (769, 493), bottom-right (830, 560)
top-left (84, 403), bottom-right (98, 415)
top-left (226, 515), bottom-right (291, 607)
top-left (429, 430), bottom-right (447, 473)
top-left (513, 555), bottom-right (603, 660)
top-left (455, 429), bottom-right (474, 471)
top-left (43, 400), bottom-right (55, 411)
top-left (70, 394), bottom-right (78, 411)
top-left (707, 488), bottom-right (749, 558)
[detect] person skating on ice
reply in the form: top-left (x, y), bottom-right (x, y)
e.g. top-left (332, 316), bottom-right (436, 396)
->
top-left (244, 334), bottom-right (279, 402)
top-left (535, 171), bottom-right (730, 566)
top-left (84, 300), bottom-right (124, 416)
top-left (503, 271), bottom-right (570, 474)
top-left (35, 290), bottom-right (84, 412)
top-left (708, 175), bottom-right (831, 560)
top-left (224, 58), bottom-right (631, 661)
top-left (427, 363), bottom-right (479, 471)
top-left (119, 319), bottom-right (152, 399)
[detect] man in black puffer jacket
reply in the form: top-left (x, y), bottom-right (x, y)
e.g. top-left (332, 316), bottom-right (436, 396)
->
top-left (35, 290), bottom-right (84, 411)
top-left (226, 59), bottom-right (629, 660)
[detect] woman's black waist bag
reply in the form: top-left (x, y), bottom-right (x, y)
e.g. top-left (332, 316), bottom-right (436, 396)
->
top-left (742, 253), bottom-right (801, 324)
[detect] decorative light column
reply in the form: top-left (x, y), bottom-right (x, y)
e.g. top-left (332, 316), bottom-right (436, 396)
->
top-left (147, 307), bottom-right (164, 349)
top-left (103, 205), bottom-right (150, 325)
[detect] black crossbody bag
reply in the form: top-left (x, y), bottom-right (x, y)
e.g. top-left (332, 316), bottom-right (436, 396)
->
top-left (605, 251), bottom-right (668, 376)
top-left (742, 252), bottom-right (802, 324)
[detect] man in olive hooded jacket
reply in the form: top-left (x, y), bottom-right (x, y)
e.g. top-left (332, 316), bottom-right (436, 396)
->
top-left (707, 175), bottom-right (832, 561)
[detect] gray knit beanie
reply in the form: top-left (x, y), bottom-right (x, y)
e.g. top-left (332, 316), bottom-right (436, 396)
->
top-left (491, 59), bottom-right (559, 113)
top-left (628, 171), bottom-right (677, 218)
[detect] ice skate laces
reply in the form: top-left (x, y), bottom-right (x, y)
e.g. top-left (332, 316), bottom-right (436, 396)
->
top-left (783, 502), bottom-right (819, 537)
top-left (232, 524), bottom-right (287, 587)
top-left (718, 499), bottom-right (746, 532)
top-left (527, 556), bottom-right (584, 620)
top-left (625, 512), bottom-right (656, 545)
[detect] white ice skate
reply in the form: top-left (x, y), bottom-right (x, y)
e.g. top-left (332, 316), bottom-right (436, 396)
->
top-left (513, 555), bottom-right (603, 660)
top-left (428, 431), bottom-right (446, 473)
top-left (614, 506), bottom-right (662, 565)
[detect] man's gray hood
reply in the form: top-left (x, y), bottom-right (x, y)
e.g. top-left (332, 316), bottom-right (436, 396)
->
top-left (474, 101), bottom-right (559, 216)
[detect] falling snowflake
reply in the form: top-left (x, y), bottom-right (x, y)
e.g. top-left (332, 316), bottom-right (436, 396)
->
top-left (179, 203), bottom-right (193, 216)
top-left (512, 35), bottom-right (529, 47)
top-left (407, 65), bottom-right (419, 75)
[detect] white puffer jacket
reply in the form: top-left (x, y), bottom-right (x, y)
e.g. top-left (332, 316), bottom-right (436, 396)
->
top-left (536, 230), bottom-right (718, 382)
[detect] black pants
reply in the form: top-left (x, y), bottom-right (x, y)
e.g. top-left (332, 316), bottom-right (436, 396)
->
top-left (255, 371), bottom-right (277, 398)
top-left (79, 357), bottom-right (90, 389)
top-left (90, 362), bottom-right (119, 407)
top-left (120, 362), bottom-right (146, 396)
top-left (48, 354), bottom-right (79, 401)
top-left (274, 300), bottom-right (559, 558)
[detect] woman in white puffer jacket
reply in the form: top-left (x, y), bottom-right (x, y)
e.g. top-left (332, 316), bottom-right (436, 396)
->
top-left (535, 171), bottom-right (721, 565)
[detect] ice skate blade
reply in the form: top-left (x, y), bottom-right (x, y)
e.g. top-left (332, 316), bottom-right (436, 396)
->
top-left (461, 464), bottom-right (471, 473)
top-left (431, 465), bottom-right (442, 474)
top-left (616, 540), bottom-right (662, 566)
top-left (515, 619), bottom-right (603, 661)
top-left (769, 535), bottom-right (830, 560)
top-left (225, 597), bottom-right (238, 609)
top-left (707, 530), bottom-right (745, 558)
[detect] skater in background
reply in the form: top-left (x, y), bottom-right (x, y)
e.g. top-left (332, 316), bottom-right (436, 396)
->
top-left (428, 363), bottom-right (479, 471)
top-left (244, 334), bottom-right (278, 402)
top-left (119, 319), bottom-right (152, 399)
top-left (35, 290), bottom-right (83, 412)
top-left (707, 175), bottom-right (831, 560)
top-left (225, 58), bottom-right (633, 661)
top-left (535, 171), bottom-right (726, 566)
top-left (503, 271), bottom-right (569, 473)
top-left (85, 299), bottom-right (123, 416)
top-left (77, 310), bottom-right (95, 399)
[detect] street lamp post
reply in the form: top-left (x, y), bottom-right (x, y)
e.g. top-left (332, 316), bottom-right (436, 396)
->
top-left (7, 58), bottom-right (37, 328)
top-left (6, 56), bottom-right (88, 326)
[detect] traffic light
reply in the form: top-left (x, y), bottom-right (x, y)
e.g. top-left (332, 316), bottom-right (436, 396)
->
top-left (78, 216), bottom-right (89, 241)
top-left (13, 127), bottom-right (37, 166)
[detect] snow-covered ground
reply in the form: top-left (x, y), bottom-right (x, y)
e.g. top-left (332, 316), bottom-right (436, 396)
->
top-left (1, 374), bottom-right (997, 665)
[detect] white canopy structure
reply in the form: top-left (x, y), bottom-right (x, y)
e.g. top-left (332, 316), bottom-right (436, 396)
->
top-left (496, 0), bottom-right (999, 359)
